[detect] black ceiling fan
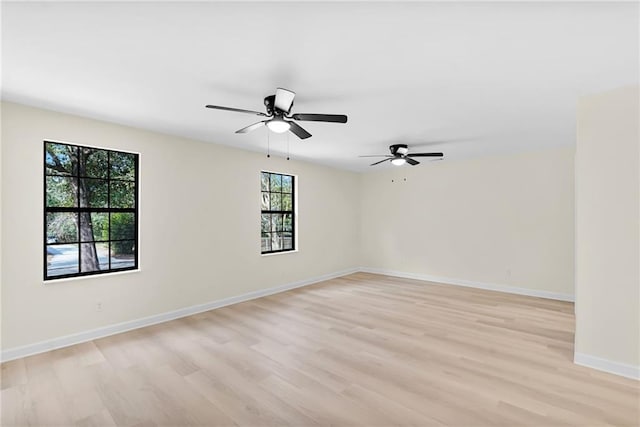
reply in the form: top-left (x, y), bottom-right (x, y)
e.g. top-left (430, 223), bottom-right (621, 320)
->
top-left (360, 144), bottom-right (444, 166)
top-left (205, 88), bottom-right (347, 140)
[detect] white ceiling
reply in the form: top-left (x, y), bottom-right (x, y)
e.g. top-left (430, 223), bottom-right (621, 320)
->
top-left (2, 1), bottom-right (638, 171)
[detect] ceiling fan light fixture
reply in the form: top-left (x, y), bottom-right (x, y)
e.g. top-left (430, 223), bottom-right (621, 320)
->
top-left (266, 118), bottom-right (291, 133)
top-left (391, 157), bottom-right (406, 166)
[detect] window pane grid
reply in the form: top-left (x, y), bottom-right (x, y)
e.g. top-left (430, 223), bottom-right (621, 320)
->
top-left (44, 141), bottom-right (139, 280)
top-left (261, 172), bottom-right (294, 255)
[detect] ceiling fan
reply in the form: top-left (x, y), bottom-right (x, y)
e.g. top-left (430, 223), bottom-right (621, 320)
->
top-left (360, 144), bottom-right (444, 166)
top-left (205, 88), bottom-right (347, 140)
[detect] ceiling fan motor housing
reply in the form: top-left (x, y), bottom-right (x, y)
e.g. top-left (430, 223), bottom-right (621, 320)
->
top-left (390, 144), bottom-right (409, 156)
top-left (264, 94), bottom-right (293, 116)
top-left (264, 95), bottom-right (275, 115)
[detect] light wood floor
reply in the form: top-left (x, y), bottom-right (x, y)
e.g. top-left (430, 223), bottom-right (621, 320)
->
top-left (2, 273), bottom-right (639, 426)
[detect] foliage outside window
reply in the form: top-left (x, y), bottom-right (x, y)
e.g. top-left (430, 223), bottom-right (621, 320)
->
top-left (44, 141), bottom-right (139, 280)
top-left (261, 172), bottom-right (294, 254)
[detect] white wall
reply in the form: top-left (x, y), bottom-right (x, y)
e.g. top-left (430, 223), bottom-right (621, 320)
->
top-left (360, 147), bottom-right (575, 298)
top-left (574, 86), bottom-right (639, 375)
top-left (1, 102), bottom-right (361, 351)
top-left (7, 98), bottom-right (623, 372)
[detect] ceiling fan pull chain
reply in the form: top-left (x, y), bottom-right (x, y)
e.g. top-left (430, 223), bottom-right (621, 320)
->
top-left (267, 129), bottom-right (271, 158)
top-left (287, 132), bottom-right (290, 161)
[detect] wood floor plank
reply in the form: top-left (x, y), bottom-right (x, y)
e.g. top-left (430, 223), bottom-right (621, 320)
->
top-left (2, 272), bottom-right (639, 426)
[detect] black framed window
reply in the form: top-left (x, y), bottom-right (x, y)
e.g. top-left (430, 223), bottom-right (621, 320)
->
top-left (261, 171), bottom-right (295, 254)
top-left (44, 141), bottom-right (139, 280)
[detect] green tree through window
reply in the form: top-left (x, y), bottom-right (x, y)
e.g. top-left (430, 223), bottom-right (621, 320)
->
top-left (261, 171), bottom-right (295, 254)
top-left (44, 142), bottom-right (138, 280)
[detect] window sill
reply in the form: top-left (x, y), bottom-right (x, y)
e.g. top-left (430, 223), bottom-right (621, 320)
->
top-left (43, 268), bottom-right (141, 284)
top-left (261, 249), bottom-right (298, 257)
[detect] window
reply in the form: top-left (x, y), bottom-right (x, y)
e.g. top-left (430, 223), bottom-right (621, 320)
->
top-left (261, 171), bottom-right (295, 254)
top-left (44, 141), bottom-right (139, 280)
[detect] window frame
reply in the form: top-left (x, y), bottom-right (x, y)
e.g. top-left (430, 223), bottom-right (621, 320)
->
top-left (43, 140), bottom-right (140, 281)
top-left (261, 171), bottom-right (296, 255)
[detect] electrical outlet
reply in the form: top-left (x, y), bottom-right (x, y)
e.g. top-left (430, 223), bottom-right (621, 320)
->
top-left (96, 302), bottom-right (103, 312)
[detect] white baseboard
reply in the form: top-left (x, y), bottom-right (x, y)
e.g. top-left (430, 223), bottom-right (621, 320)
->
top-left (360, 269), bottom-right (640, 381)
top-left (359, 267), bottom-right (575, 302)
top-left (574, 352), bottom-right (640, 380)
top-left (5, 267), bottom-right (635, 382)
top-left (0, 268), bottom-right (359, 363)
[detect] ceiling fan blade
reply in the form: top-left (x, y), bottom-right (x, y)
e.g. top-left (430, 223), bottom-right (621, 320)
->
top-left (291, 113), bottom-right (348, 123)
top-left (288, 121), bottom-right (312, 139)
top-left (407, 152), bottom-right (444, 157)
top-left (370, 158), bottom-right (392, 166)
top-left (206, 105), bottom-right (268, 116)
top-left (235, 121), bottom-right (266, 134)
top-left (405, 157), bottom-right (420, 166)
top-left (358, 155), bottom-right (392, 158)
top-left (275, 88), bottom-right (296, 113)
